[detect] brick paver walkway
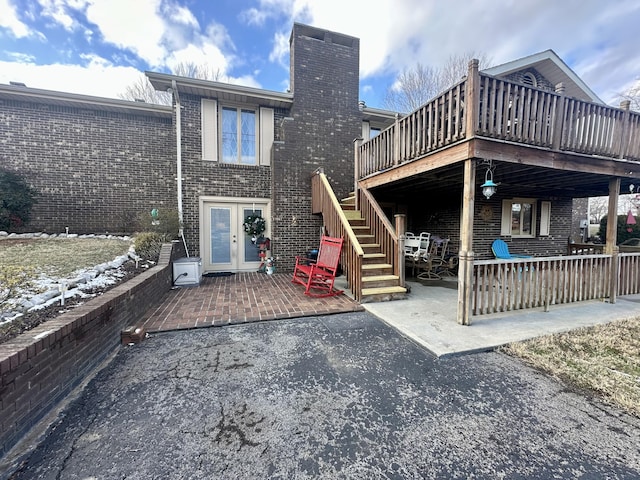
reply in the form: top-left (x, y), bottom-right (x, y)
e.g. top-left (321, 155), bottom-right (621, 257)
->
top-left (140, 272), bottom-right (363, 332)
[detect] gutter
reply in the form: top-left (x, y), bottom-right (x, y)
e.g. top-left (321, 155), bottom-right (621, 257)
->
top-left (170, 80), bottom-right (189, 257)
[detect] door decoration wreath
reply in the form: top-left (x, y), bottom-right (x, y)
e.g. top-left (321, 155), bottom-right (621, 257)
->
top-left (243, 213), bottom-right (266, 243)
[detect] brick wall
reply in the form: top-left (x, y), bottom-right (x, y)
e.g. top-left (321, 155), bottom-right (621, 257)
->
top-left (272, 24), bottom-right (363, 270)
top-left (0, 99), bottom-right (175, 234)
top-left (405, 190), bottom-right (573, 260)
top-left (0, 242), bottom-right (184, 458)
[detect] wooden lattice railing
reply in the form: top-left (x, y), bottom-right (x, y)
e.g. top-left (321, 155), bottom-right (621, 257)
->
top-left (358, 67), bottom-right (640, 179)
top-left (618, 253), bottom-right (640, 296)
top-left (311, 170), bottom-right (365, 300)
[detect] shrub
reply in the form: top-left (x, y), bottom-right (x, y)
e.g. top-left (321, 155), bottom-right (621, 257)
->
top-left (134, 232), bottom-right (166, 262)
top-left (598, 214), bottom-right (640, 244)
top-left (136, 208), bottom-right (180, 241)
top-left (0, 170), bottom-right (37, 231)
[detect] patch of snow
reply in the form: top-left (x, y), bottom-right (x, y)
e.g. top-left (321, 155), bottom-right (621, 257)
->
top-left (0, 235), bottom-right (139, 326)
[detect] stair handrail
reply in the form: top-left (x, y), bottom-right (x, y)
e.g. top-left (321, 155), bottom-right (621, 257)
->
top-left (312, 170), bottom-right (364, 300)
top-left (358, 187), bottom-right (399, 275)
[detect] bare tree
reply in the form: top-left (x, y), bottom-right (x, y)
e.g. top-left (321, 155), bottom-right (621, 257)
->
top-left (384, 52), bottom-right (493, 113)
top-left (588, 196), bottom-right (609, 224)
top-left (618, 82), bottom-right (640, 112)
top-left (119, 61), bottom-right (222, 105)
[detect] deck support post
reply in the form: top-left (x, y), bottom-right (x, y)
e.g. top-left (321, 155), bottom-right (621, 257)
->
top-left (465, 59), bottom-right (480, 137)
top-left (457, 159), bottom-right (476, 325)
top-left (606, 178), bottom-right (620, 303)
top-left (395, 214), bottom-right (407, 287)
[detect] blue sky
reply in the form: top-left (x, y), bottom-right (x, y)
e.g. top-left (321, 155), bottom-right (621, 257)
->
top-left (1, 0), bottom-right (639, 109)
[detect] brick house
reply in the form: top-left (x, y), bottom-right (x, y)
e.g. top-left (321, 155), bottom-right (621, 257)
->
top-left (2, 24), bottom-right (638, 318)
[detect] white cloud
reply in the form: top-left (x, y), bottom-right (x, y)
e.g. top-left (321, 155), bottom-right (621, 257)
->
top-left (0, 60), bottom-right (142, 99)
top-left (0, 0), bottom-right (34, 37)
top-left (83, 0), bottom-right (167, 66)
top-left (37, 0), bottom-right (78, 31)
top-left (268, 30), bottom-right (289, 67)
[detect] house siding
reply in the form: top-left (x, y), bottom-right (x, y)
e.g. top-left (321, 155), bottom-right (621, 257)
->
top-left (0, 99), bottom-right (175, 234)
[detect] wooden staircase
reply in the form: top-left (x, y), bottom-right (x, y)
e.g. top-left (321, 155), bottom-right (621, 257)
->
top-left (340, 195), bottom-right (406, 302)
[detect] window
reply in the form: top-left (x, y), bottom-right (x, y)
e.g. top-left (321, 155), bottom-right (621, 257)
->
top-left (501, 198), bottom-right (537, 237)
top-left (201, 99), bottom-right (274, 165)
top-left (221, 107), bottom-right (256, 165)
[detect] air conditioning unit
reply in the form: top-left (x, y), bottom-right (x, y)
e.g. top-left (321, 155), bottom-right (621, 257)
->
top-left (172, 257), bottom-right (202, 286)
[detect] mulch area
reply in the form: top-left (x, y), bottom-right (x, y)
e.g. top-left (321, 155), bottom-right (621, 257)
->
top-left (140, 272), bottom-right (363, 332)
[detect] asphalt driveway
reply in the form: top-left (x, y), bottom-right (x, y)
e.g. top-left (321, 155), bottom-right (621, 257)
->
top-left (5, 312), bottom-right (640, 479)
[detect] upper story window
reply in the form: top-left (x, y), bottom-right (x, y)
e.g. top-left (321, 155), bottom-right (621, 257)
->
top-left (201, 99), bottom-right (274, 166)
top-left (221, 107), bottom-right (256, 165)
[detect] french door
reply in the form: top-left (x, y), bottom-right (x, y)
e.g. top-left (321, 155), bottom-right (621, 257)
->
top-left (202, 199), bottom-right (269, 272)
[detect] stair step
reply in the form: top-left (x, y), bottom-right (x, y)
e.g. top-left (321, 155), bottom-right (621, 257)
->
top-left (343, 210), bottom-right (362, 220)
top-left (362, 274), bottom-right (400, 283)
top-left (362, 263), bottom-right (393, 271)
top-left (351, 225), bottom-right (370, 231)
top-left (361, 286), bottom-right (407, 302)
top-left (341, 195), bottom-right (355, 204)
top-left (356, 234), bottom-right (375, 240)
top-left (363, 253), bottom-right (385, 260)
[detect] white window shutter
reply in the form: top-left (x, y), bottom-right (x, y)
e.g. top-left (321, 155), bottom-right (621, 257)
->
top-left (361, 121), bottom-right (371, 140)
top-left (501, 199), bottom-right (512, 235)
top-left (201, 99), bottom-right (217, 161)
top-left (540, 201), bottom-right (551, 236)
top-left (259, 107), bottom-right (274, 166)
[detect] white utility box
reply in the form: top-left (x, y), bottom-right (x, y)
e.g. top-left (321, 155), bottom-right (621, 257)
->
top-left (173, 257), bottom-right (202, 286)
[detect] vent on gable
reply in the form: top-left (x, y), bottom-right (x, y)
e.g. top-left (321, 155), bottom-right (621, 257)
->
top-left (522, 72), bottom-right (537, 88)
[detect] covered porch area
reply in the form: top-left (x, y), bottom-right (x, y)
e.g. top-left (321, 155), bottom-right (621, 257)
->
top-left (354, 59), bottom-right (640, 325)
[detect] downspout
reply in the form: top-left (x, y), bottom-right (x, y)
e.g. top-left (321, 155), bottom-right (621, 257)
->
top-left (171, 79), bottom-right (189, 257)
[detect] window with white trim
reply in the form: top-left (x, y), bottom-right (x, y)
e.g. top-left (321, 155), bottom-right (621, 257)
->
top-left (501, 198), bottom-right (537, 237)
top-left (221, 106), bottom-right (256, 164)
top-left (201, 99), bottom-right (274, 165)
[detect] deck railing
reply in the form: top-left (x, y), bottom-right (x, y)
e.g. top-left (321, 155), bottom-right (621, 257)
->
top-left (472, 255), bottom-right (613, 315)
top-left (358, 68), bottom-right (640, 179)
top-left (311, 170), bottom-right (365, 300)
top-left (358, 187), bottom-right (398, 275)
top-left (618, 252), bottom-right (640, 296)
top-left (358, 79), bottom-right (467, 177)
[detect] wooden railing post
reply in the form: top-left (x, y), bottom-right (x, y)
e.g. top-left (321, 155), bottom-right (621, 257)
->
top-left (353, 137), bottom-right (363, 211)
top-left (393, 113), bottom-right (401, 165)
top-left (395, 214), bottom-right (407, 286)
top-left (618, 100), bottom-right (631, 158)
top-left (457, 159), bottom-right (476, 325)
top-left (552, 82), bottom-right (566, 150)
top-left (465, 59), bottom-right (480, 138)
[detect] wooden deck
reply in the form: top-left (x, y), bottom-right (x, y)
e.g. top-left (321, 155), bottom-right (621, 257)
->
top-left (357, 69), bottom-right (640, 181)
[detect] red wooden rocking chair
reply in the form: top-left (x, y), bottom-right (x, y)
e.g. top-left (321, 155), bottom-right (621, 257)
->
top-left (292, 235), bottom-right (344, 297)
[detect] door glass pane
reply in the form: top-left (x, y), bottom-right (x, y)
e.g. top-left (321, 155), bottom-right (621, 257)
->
top-left (243, 208), bottom-right (262, 262)
top-left (221, 107), bottom-right (238, 163)
top-left (522, 203), bottom-right (532, 235)
top-left (211, 207), bottom-right (231, 263)
top-left (240, 110), bottom-right (256, 165)
top-left (511, 203), bottom-right (521, 234)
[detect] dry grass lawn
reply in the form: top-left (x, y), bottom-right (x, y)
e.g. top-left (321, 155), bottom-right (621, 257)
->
top-left (502, 317), bottom-right (640, 417)
top-left (0, 237), bottom-right (131, 278)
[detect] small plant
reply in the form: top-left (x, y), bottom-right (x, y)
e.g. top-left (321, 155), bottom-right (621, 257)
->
top-left (0, 265), bottom-right (35, 311)
top-left (0, 170), bottom-right (37, 232)
top-left (134, 232), bottom-right (166, 262)
top-left (136, 208), bottom-right (180, 241)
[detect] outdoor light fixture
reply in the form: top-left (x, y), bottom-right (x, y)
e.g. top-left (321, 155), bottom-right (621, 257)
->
top-left (480, 160), bottom-right (498, 199)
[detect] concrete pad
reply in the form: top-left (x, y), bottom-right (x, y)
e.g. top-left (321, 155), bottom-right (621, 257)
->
top-left (354, 279), bottom-right (640, 357)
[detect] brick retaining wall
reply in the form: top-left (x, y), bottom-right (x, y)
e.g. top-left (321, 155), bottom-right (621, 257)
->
top-left (0, 241), bottom-right (185, 458)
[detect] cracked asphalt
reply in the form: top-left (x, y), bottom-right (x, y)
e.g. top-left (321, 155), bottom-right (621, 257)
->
top-left (5, 312), bottom-right (640, 479)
